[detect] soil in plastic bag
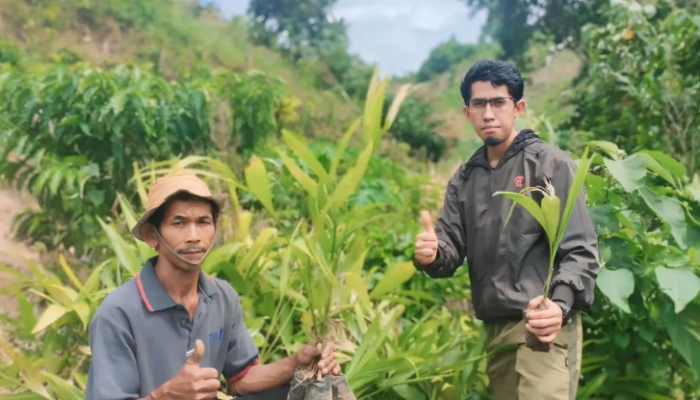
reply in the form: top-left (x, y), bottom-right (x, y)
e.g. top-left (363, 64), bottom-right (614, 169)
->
top-left (287, 371), bottom-right (357, 400)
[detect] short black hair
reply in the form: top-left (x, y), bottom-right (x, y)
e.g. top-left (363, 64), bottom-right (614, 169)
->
top-left (147, 192), bottom-right (220, 231)
top-left (460, 60), bottom-right (524, 105)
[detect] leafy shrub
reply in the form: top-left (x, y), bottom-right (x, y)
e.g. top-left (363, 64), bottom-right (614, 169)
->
top-left (577, 141), bottom-right (700, 398)
top-left (566, 0), bottom-right (700, 174)
top-left (386, 96), bottom-right (446, 162)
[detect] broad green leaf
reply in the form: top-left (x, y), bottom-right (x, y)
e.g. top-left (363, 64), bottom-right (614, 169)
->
top-left (641, 150), bottom-right (686, 179)
top-left (280, 130), bottom-right (329, 183)
top-left (98, 217), bottom-right (141, 276)
top-left (637, 152), bottom-right (675, 187)
top-left (107, 91), bottom-right (128, 115)
top-left (540, 196), bottom-right (561, 245)
top-left (18, 293), bottom-right (36, 333)
top-left (370, 262), bottom-right (416, 299)
top-left (330, 117), bottom-right (361, 179)
top-left (32, 304), bottom-right (68, 334)
top-left (588, 140), bottom-right (623, 159)
top-left (655, 267), bottom-right (700, 314)
top-left (237, 228), bottom-right (277, 275)
top-left (244, 158), bottom-right (276, 217)
top-left (638, 187), bottom-right (687, 249)
top-left (665, 302), bottom-right (700, 378)
top-left (344, 272), bottom-right (371, 308)
top-left (327, 140), bottom-right (374, 211)
top-left (603, 154), bottom-right (646, 193)
top-left (78, 261), bottom-right (106, 301)
top-left (392, 385), bottom-right (427, 400)
top-left (201, 243), bottom-right (243, 275)
top-left (493, 192), bottom-right (547, 231)
top-left (45, 284), bottom-right (79, 304)
top-left (69, 302), bottom-right (91, 331)
top-left (276, 148), bottom-right (318, 196)
top-left (596, 268), bottom-right (635, 313)
top-left (58, 254), bottom-right (82, 290)
top-left (44, 372), bottom-right (83, 400)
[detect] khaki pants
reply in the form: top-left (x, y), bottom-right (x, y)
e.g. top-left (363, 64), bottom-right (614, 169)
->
top-left (484, 313), bottom-right (583, 400)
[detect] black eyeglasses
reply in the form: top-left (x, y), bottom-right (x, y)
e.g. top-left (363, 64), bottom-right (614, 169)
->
top-left (467, 97), bottom-right (516, 111)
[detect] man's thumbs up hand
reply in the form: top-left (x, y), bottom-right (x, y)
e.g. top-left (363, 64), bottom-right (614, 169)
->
top-left (415, 210), bottom-right (438, 265)
top-left (158, 339), bottom-right (221, 400)
top-left (421, 210), bottom-right (434, 233)
top-left (187, 338), bottom-right (206, 366)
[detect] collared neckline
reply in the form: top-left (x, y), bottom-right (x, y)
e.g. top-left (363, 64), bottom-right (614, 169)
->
top-left (135, 256), bottom-right (217, 312)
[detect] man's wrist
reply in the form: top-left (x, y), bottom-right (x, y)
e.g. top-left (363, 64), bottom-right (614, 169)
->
top-left (554, 300), bottom-right (572, 327)
top-left (149, 381), bottom-right (170, 400)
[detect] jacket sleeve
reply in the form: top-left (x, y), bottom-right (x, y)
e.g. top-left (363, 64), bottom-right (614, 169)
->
top-left (413, 178), bottom-right (467, 278)
top-left (548, 154), bottom-right (601, 310)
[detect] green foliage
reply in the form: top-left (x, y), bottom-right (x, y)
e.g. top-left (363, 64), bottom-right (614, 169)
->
top-left (461, 0), bottom-right (608, 64)
top-left (247, 0), bottom-right (345, 62)
top-left (416, 39), bottom-right (486, 82)
top-left (567, 0), bottom-right (700, 174)
top-left (385, 97), bottom-right (446, 162)
top-left (0, 63), bottom-right (295, 255)
top-left (578, 141), bottom-right (700, 398)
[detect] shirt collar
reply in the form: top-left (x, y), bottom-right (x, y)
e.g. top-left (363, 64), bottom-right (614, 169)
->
top-left (135, 256), bottom-right (217, 312)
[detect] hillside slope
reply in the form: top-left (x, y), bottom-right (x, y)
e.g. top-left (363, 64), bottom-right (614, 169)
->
top-left (0, 0), bottom-right (359, 137)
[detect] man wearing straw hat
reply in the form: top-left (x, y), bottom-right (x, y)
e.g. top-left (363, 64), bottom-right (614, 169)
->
top-left (86, 174), bottom-right (340, 400)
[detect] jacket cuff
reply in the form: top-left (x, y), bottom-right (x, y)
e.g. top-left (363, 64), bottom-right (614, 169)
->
top-left (413, 247), bottom-right (444, 272)
top-left (551, 284), bottom-right (574, 309)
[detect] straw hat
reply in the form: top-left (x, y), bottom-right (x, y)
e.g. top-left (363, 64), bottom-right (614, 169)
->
top-left (131, 174), bottom-right (227, 242)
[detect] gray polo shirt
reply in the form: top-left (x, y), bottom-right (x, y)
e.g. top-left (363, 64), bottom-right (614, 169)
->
top-left (85, 256), bottom-right (259, 400)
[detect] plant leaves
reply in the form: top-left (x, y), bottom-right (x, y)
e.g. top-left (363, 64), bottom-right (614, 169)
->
top-left (370, 262), bottom-right (416, 299)
top-left (58, 254), bottom-right (82, 290)
top-left (637, 152), bottom-right (675, 187)
top-left (327, 140), bottom-right (374, 211)
top-left (540, 196), bottom-right (561, 245)
top-left (603, 154), bottom-right (646, 193)
top-left (244, 157), bottom-right (276, 217)
top-left (638, 187), bottom-right (687, 249)
top-left (44, 372), bottom-right (83, 400)
top-left (276, 147), bottom-right (318, 197)
top-left (655, 267), bottom-right (700, 314)
top-left (596, 268), bottom-right (635, 313)
top-left (641, 150), bottom-right (686, 179)
top-left (32, 304), bottom-right (68, 334)
top-left (98, 217), bottom-right (142, 277)
top-left (493, 192), bottom-right (548, 231)
top-left (665, 301), bottom-right (700, 379)
top-left (201, 243), bottom-right (243, 275)
top-left (588, 140), bottom-right (623, 159)
top-left (344, 272), bottom-right (371, 308)
top-left (330, 118), bottom-right (361, 180)
top-left (280, 130), bottom-right (329, 183)
top-left (69, 302), bottom-right (91, 331)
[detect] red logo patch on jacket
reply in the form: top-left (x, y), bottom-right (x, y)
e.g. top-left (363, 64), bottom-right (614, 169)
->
top-left (514, 175), bottom-right (524, 188)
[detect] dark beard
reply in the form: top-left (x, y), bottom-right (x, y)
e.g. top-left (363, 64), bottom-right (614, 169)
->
top-left (483, 137), bottom-right (503, 147)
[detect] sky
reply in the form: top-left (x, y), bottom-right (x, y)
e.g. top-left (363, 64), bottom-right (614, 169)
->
top-left (212, 0), bottom-right (487, 76)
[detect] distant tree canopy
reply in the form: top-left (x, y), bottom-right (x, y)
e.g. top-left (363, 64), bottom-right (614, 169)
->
top-left (247, 0), bottom-right (345, 62)
top-left (416, 38), bottom-right (485, 82)
top-left (461, 0), bottom-right (608, 63)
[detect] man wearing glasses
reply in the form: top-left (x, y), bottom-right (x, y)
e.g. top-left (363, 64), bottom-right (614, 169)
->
top-left (413, 60), bottom-right (599, 400)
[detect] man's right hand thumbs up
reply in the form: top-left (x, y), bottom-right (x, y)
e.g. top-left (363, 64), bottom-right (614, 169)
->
top-left (156, 339), bottom-right (221, 400)
top-left (415, 210), bottom-right (438, 265)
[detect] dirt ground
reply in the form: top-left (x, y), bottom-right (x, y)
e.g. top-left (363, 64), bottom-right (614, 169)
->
top-left (0, 187), bottom-right (40, 319)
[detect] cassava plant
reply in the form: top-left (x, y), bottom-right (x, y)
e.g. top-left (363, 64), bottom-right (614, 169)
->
top-left (494, 145), bottom-right (594, 352)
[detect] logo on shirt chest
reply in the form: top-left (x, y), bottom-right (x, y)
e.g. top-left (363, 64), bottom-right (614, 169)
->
top-left (209, 328), bottom-right (224, 342)
top-left (514, 175), bottom-right (525, 188)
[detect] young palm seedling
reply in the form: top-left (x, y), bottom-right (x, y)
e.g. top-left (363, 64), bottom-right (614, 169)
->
top-left (493, 146), bottom-right (593, 352)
